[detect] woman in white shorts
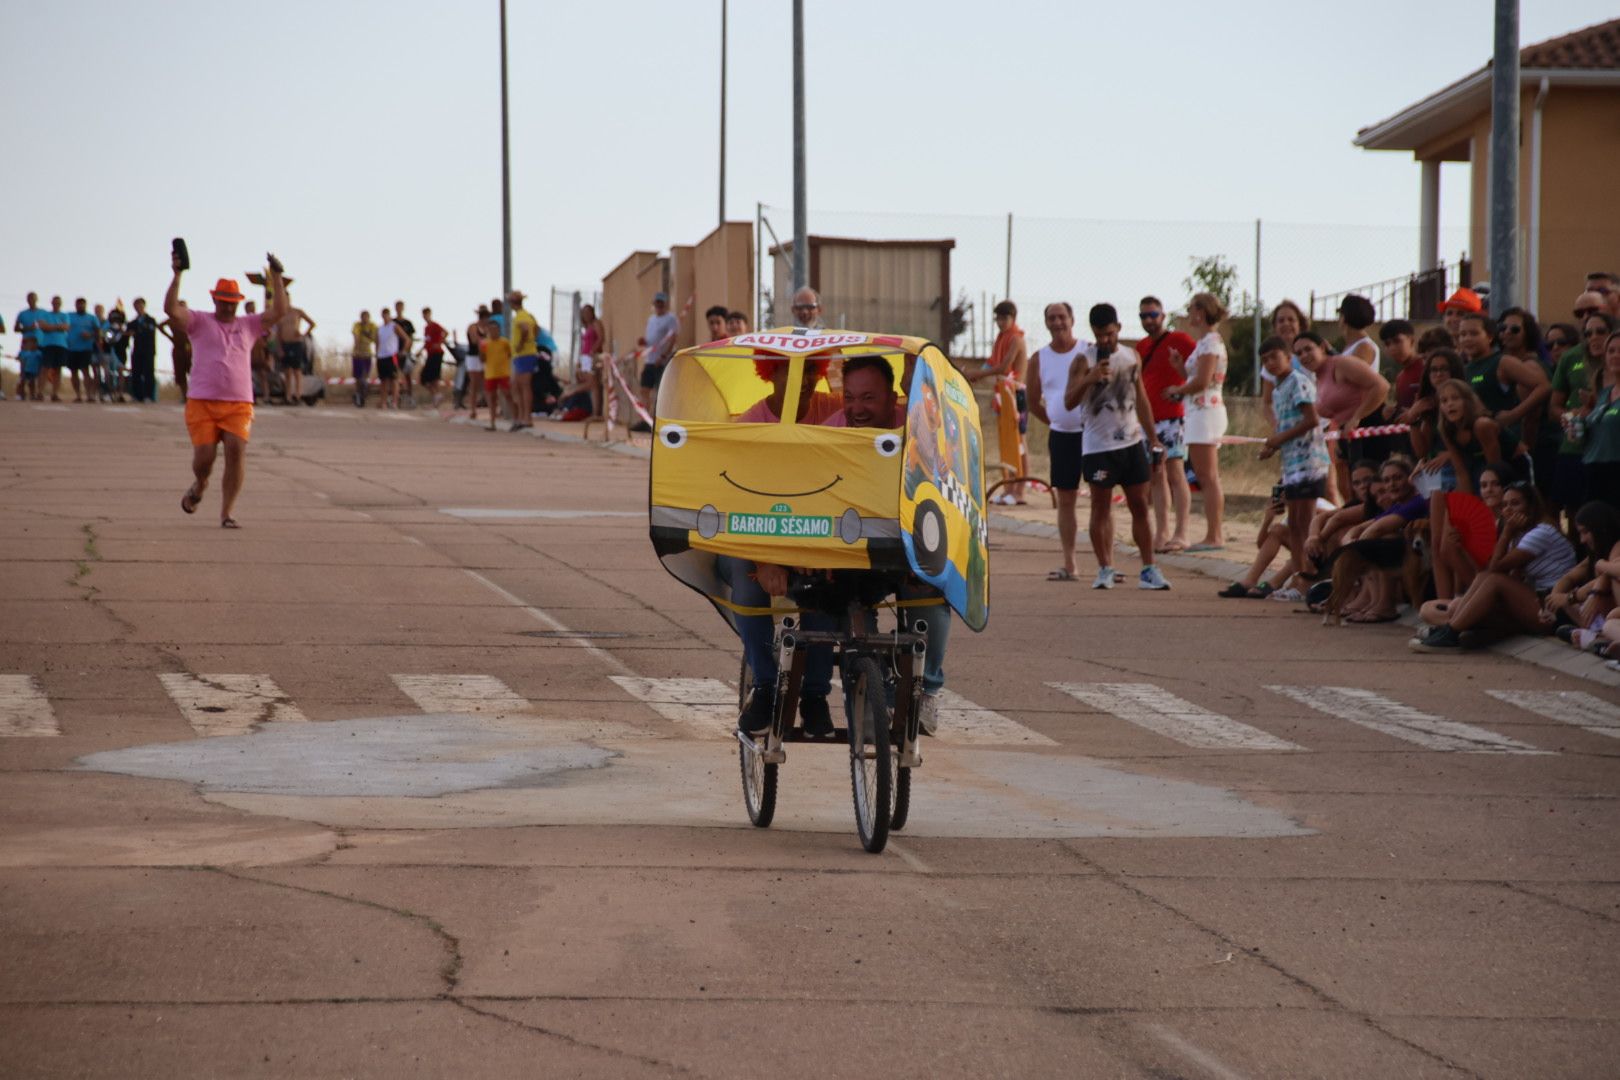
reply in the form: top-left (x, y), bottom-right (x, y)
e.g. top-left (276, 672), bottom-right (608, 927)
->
top-left (1167, 291), bottom-right (1229, 550)
top-left (463, 308), bottom-right (487, 420)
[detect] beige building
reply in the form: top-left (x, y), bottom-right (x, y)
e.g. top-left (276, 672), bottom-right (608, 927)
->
top-left (1355, 17), bottom-right (1620, 316)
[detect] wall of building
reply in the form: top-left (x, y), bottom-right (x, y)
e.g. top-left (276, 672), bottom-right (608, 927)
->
top-left (669, 245), bottom-right (697, 350)
top-left (770, 237), bottom-right (954, 342)
top-left (1532, 87), bottom-right (1620, 313)
top-left (601, 251), bottom-right (659, 359)
top-left (693, 222), bottom-right (754, 334)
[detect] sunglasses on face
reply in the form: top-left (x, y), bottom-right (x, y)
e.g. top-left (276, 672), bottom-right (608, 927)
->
top-left (1139, 311), bottom-right (1164, 320)
top-left (1576, 308), bottom-right (1600, 318)
top-left (792, 304), bottom-right (818, 312)
top-left (1547, 337), bottom-right (1569, 349)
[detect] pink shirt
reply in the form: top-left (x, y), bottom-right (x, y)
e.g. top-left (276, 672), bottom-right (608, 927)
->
top-left (186, 309), bottom-right (266, 403)
top-left (738, 391), bottom-right (841, 424)
top-left (1313, 355), bottom-right (1363, 428)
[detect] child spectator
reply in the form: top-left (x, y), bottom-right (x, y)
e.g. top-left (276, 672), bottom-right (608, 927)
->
top-left (1427, 461), bottom-right (1512, 601)
top-left (480, 319), bottom-right (514, 432)
top-left (1325, 456), bottom-right (1425, 622)
top-left (1412, 480), bottom-right (1578, 651)
top-left (1383, 319), bottom-right (1422, 413)
top-left (1435, 379), bottom-right (1510, 493)
top-left (1407, 348), bottom-right (1470, 489)
top-left (1253, 335), bottom-right (1328, 596)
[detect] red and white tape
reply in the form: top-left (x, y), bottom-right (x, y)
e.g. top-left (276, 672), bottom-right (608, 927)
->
top-left (1220, 422), bottom-right (1411, 446)
top-left (602, 349), bottom-right (656, 429)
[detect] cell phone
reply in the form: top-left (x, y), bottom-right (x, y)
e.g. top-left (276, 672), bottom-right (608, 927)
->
top-left (1270, 483), bottom-right (1285, 508)
top-left (171, 237), bottom-right (189, 272)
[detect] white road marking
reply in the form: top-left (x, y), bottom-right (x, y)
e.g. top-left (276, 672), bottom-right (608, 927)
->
top-left (1487, 689), bottom-right (1620, 741)
top-left (0, 675), bottom-right (59, 736)
top-left (1140, 1023), bottom-right (1252, 1080)
top-left (1047, 682), bottom-right (1300, 751)
top-left (932, 690), bottom-right (1056, 746)
top-left (403, 535), bottom-right (425, 546)
top-left (463, 569), bottom-right (633, 675)
top-left (440, 507), bottom-right (643, 520)
top-left (609, 676), bottom-right (735, 734)
top-left (158, 673), bottom-right (308, 737)
top-left (392, 674), bottom-right (530, 715)
top-left (888, 840), bottom-right (932, 874)
top-left (1265, 685), bottom-right (1548, 754)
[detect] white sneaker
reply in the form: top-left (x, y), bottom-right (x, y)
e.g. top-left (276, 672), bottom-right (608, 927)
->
top-left (917, 692), bottom-right (939, 737)
top-left (1092, 568), bottom-right (1115, 590)
top-left (1138, 565), bottom-right (1171, 590)
top-left (1268, 587), bottom-right (1304, 602)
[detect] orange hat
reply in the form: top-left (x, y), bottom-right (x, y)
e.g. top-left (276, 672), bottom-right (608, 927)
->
top-left (210, 278), bottom-right (245, 303)
top-left (1438, 287), bottom-right (1482, 314)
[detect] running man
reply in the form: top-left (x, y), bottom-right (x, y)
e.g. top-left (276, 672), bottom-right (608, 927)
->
top-left (167, 251), bottom-right (289, 528)
top-left (1064, 303), bottom-right (1170, 591)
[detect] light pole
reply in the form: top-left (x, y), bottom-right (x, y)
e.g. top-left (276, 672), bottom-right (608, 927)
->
top-left (719, 0), bottom-right (728, 228)
top-left (1488, 0), bottom-right (1519, 314)
top-left (791, 0), bottom-right (807, 292)
top-left (499, 0), bottom-right (513, 299)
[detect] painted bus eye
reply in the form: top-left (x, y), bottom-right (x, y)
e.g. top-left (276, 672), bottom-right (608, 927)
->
top-left (660, 424), bottom-right (688, 449)
top-left (873, 433), bottom-right (901, 457)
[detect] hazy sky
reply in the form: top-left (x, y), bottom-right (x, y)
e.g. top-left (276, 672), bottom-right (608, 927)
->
top-left (2, 0), bottom-right (1611, 355)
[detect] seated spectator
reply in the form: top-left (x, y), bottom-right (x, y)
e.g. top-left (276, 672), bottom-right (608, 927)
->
top-left (1323, 455), bottom-right (1426, 623)
top-left (1427, 462), bottom-right (1512, 600)
top-left (1412, 481), bottom-right (1578, 651)
top-left (1553, 501), bottom-right (1620, 651)
top-left (1575, 328), bottom-right (1620, 504)
top-left (1304, 460), bottom-right (1380, 569)
top-left (1217, 486), bottom-right (1335, 599)
top-left (1435, 379), bottom-right (1511, 493)
top-left (1406, 348), bottom-right (1469, 489)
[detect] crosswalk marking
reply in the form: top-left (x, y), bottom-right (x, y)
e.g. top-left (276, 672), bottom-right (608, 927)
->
top-left (391, 674), bottom-right (530, 715)
top-left (1265, 685), bottom-right (1548, 755)
top-left (610, 676), bottom-right (1055, 746)
top-left (0, 675), bottom-right (59, 736)
top-left (609, 676), bottom-right (735, 734)
top-left (158, 673), bottom-right (308, 737)
top-left (1486, 690), bottom-right (1620, 741)
top-left (1047, 682), bottom-right (1300, 751)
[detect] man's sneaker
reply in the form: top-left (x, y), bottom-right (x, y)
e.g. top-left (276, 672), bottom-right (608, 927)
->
top-left (1409, 625), bottom-right (1462, 653)
top-left (799, 694), bottom-right (834, 738)
top-left (917, 692), bottom-right (939, 737)
top-left (1091, 568), bottom-right (1115, 590)
top-left (738, 685), bottom-right (776, 735)
top-left (1138, 565), bottom-right (1171, 590)
top-left (1268, 586), bottom-right (1304, 603)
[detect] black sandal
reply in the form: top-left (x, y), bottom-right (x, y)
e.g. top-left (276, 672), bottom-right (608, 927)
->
top-left (180, 486), bottom-right (201, 514)
top-left (1218, 581), bottom-right (1250, 598)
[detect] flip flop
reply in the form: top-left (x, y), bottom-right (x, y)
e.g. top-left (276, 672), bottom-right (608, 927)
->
top-left (1346, 612), bottom-right (1399, 624)
top-left (180, 485), bottom-right (201, 514)
top-left (1046, 568), bottom-right (1078, 582)
top-left (220, 517), bottom-right (241, 529)
top-left (1184, 543), bottom-right (1225, 553)
top-left (1217, 581), bottom-right (1250, 598)
top-left (1155, 541), bottom-right (1187, 554)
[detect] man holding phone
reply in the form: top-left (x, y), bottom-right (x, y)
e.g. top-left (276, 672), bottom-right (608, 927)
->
top-left (1064, 303), bottom-right (1170, 591)
top-left (166, 243), bottom-right (289, 528)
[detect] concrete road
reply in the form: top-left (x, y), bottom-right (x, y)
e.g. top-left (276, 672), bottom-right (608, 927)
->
top-left (2, 402), bottom-right (1617, 1079)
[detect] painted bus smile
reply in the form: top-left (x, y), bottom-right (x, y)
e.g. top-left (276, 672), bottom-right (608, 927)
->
top-left (719, 471), bottom-right (842, 498)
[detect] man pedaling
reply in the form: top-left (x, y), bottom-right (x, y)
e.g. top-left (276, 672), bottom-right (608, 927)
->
top-left (723, 355), bottom-right (950, 740)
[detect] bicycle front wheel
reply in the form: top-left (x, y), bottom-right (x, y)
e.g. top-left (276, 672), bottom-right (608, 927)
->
top-left (846, 655), bottom-right (892, 853)
top-left (738, 657), bottom-right (777, 827)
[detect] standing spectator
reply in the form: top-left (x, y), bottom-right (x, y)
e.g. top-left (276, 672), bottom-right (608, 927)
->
top-left (480, 316), bottom-right (514, 431)
top-left (1439, 287), bottom-right (1483, 340)
top-left (636, 291), bottom-right (678, 429)
top-left (1025, 302), bottom-right (1088, 581)
top-left (508, 290), bottom-right (539, 431)
top-left (392, 300), bottom-right (416, 403)
top-left (36, 297), bottom-right (71, 402)
top-left (1258, 299), bottom-right (1311, 427)
top-left (1550, 313), bottom-right (1613, 515)
top-left (1136, 295), bottom-right (1196, 554)
top-left (1337, 295), bottom-right (1380, 366)
top-left (272, 296), bottom-right (316, 406)
top-left (1063, 303), bottom-right (1169, 590)
top-left (166, 252), bottom-right (288, 529)
top-left (460, 304), bottom-right (491, 413)
top-left (705, 304), bottom-right (729, 341)
top-left (350, 310), bottom-right (376, 407)
top-left (1456, 312), bottom-right (1550, 460)
top-left (1383, 320), bottom-right (1423, 412)
top-left (1578, 329), bottom-right (1620, 504)
top-left (420, 307), bottom-right (448, 408)
top-left (726, 310), bottom-right (750, 336)
top-left (14, 293), bottom-right (50, 400)
top-left (1435, 379), bottom-right (1509, 493)
top-left (1292, 331), bottom-right (1391, 497)
top-left (104, 305), bottom-right (129, 401)
top-left (127, 298), bottom-right (160, 402)
top-left (1408, 347), bottom-right (1470, 485)
top-left (375, 308), bottom-right (404, 409)
top-left (65, 298), bottom-right (99, 403)
top-left (16, 323), bottom-right (42, 402)
top-left (578, 302), bottom-right (605, 417)
top-left (966, 299), bottom-right (1029, 505)
top-left (1165, 292), bottom-right (1229, 551)
top-left (1588, 271), bottom-right (1620, 320)
top-left (1256, 335), bottom-right (1330, 597)
top-left (90, 302), bottom-right (114, 400)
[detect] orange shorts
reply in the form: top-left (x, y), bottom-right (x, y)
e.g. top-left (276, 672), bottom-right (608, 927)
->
top-left (485, 376), bottom-right (510, 393)
top-left (185, 399), bottom-right (254, 446)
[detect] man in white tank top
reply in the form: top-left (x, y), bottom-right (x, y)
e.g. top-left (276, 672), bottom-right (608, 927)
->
top-left (1026, 302), bottom-right (1089, 580)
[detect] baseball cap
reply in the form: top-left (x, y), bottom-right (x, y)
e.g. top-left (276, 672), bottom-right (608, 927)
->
top-left (652, 292), bottom-right (669, 303)
top-left (1437, 287), bottom-right (1482, 314)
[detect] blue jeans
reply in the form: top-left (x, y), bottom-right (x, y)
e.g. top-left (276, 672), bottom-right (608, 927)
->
top-left (718, 556), bottom-right (833, 698)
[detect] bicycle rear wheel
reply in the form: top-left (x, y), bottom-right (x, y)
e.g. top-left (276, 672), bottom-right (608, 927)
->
top-left (738, 658), bottom-right (776, 827)
top-left (846, 655), bottom-right (892, 853)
